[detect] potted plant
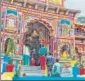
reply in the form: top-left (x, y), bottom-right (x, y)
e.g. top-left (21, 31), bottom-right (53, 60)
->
top-left (79, 63), bottom-right (85, 75)
top-left (6, 59), bottom-right (14, 72)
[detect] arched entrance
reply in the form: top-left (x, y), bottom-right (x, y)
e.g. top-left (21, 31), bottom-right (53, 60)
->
top-left (4, 38), bottom-right (14, 55)
top-left (23, 21), bottom-right (52, 65)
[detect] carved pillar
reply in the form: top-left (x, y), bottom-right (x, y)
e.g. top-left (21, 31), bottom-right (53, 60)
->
top-left (24, 0), bottom-right (27, 7)
top-left (11, 0), bottom-right (14, 4)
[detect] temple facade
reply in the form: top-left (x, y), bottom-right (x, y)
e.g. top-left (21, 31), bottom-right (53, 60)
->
top-left (0, 0), bottom-right (80, 59)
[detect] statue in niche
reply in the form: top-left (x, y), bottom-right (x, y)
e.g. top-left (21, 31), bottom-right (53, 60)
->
top-left (61, 44), bottom-right (71, 59)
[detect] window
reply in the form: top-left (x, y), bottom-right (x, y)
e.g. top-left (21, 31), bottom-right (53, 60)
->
top-left (75, 28), bottom-right (85, 36)
top-left (7, 18), bottom-right (15, 27)
top-left (58, 20), bottom-right (71, 36)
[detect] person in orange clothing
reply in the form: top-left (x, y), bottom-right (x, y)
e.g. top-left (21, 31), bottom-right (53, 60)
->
top-left (40, 55), bottom-right (46, 70)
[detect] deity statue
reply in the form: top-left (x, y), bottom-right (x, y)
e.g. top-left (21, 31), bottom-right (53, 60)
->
top-left (60, 44), bottom-right (71, 59)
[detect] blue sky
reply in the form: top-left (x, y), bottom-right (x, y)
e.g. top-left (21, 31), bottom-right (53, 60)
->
top-left (65, 0), bottom-right (85, 16)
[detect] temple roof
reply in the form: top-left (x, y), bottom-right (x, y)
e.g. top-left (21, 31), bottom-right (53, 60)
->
top-left (2, 0), bottom-right (80, 16)
top-left (13, 0), bottom-right (65, 7)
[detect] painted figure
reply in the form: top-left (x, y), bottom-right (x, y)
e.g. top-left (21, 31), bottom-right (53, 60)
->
top-left (61, 51), bottom-right (68, 59)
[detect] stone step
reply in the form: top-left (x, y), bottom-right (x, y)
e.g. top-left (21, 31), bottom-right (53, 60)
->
top-left (20, 69), bottom-right (44, 71)
top-left (20, 72), bottom-right (44, 76)
top-left (20, 66), bottom-right (45, 76)
top-left (20, 66), bottom-right (41, 70)
top-left (20, 66), bottom-right (41, 68)
top-left (20, 71), bottom-right (45, 76)
top-left (20, 70), bottom-right (44, 73)
top-left (21, 69), bottom-right (44, 72)
top-left (21, 68), bottom-right (41, 70)
top-left (20, 72), bottom-right (44, 75)
top-left (20, 72), bottom-right (45, 76)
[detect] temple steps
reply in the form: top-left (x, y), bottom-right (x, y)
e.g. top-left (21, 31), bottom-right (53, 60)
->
top-left (20, 65), bottom-right (45, 76)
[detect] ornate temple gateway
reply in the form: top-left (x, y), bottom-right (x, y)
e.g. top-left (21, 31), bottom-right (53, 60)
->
top-left (0, 0), bottom-right (81, 61)
top-left (1, 0), bottom-right (85, 79)
top-left (0, 0), bottom-right (79, 55)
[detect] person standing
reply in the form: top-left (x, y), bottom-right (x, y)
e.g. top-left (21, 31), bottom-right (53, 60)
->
top-left (30, 56), bottom-right (35, 66)
top-left (72, 64), bottom-right (79, 77)
top-left (46, 52), bottom-right (54, 76)
top-left (40, 55), bottom-right (46, 70)
top-left (52, 58), bottom-right (61, 77)
top-left (23, 45), bottom-right (30, 65)
top-left (39, 45), bottom-right (47, 70)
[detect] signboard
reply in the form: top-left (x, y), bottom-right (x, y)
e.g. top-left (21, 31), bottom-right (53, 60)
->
top-left (61, 67), bottom-right (73, 77)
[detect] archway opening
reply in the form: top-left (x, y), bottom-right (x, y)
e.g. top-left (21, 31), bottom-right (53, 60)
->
top-left (23, 21), bottom-right (51, 65)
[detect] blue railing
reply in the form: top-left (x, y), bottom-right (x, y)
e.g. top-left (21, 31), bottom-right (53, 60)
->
top-left (13, 76), bottom-right (85, 81)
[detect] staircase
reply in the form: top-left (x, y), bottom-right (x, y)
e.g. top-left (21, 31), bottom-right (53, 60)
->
top-left (20, 65), bottom-right (45, 76)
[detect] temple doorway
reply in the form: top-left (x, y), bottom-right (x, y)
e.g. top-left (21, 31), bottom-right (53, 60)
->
top-left (23, 21), bottom-right (50, 65)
